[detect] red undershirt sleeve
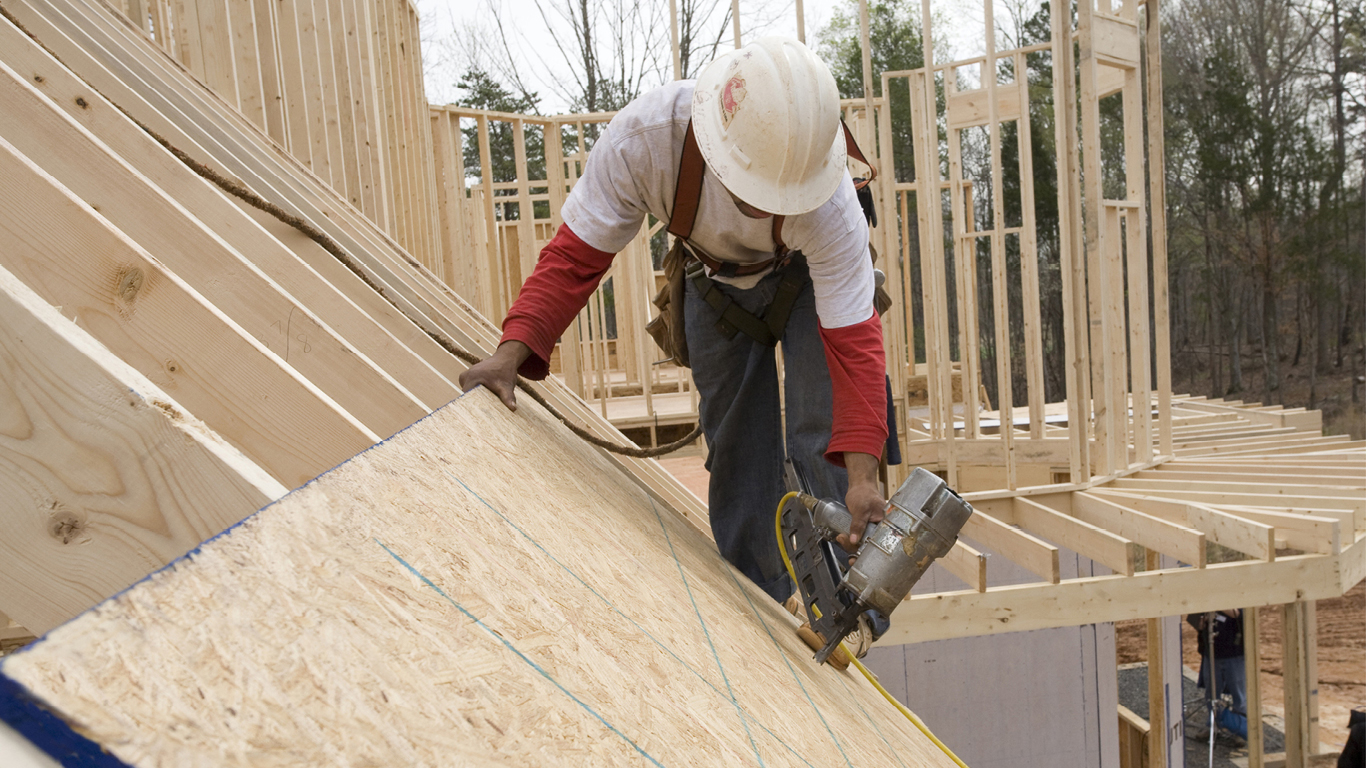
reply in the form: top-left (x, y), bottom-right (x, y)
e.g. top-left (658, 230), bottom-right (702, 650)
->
top-left (500, 224), bottom-right (616, 380)
top-left (817, 310), bottom-right (889, 466)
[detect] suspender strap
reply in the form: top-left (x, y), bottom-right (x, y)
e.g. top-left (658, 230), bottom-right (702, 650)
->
top-left (687, 260), bottom-right (777, 345)
top-left (668, 122), bottom-right (705, 240)
top-left (841, 120), bottom-right (877, 190)
top-left (761, 253), bottom-right (808, 340)
top-left (685, 254), bottom-right (809, 347)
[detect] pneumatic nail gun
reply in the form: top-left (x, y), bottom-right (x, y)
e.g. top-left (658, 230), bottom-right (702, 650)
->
top-left (780, 460), bottom-right (974, 665)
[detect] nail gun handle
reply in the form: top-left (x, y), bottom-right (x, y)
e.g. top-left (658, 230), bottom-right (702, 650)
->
top-left (802, 494), bottom-right (856, 541)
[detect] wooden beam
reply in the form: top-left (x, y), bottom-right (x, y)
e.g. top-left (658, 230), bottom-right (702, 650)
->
top-left (1145, 550), bottom-right (1166, 768)
top-left (1093, 490), bottom-right (1340, 555)
top-left (1088, 490), bottom-right (1276, 560)
top-left (1283, 601), bottom-right (1310, 768)
top-left (886, 545), bottom-right (1352, 644)
top-left (940, 540), bottom-right (989, 593)
top-left (962, 511), bottom-right (1061, 583)
top-left (1012, 497), bottom-right (1135, 576)
top-left (1111, 478), bottom-right (1364, 500)
top-left (1073, 491), bottom-right (1206, 567)
top-left (0, 260), bottom-right (285, 633)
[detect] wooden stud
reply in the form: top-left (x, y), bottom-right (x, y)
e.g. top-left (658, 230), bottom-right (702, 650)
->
top-left (984, 0), bottom-right (1016, 488)
top-left (1145, 549), bottom-right (1167, 768)
top-left (1246, 603), bottom-right (1265, 768)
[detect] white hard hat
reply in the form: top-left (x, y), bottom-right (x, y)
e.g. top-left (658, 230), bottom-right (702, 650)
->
top-left (692, 37), bottom-right (845, 216)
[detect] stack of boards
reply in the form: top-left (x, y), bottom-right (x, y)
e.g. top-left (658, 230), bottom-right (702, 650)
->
top-left (1, 390), bottom-right (958, 766)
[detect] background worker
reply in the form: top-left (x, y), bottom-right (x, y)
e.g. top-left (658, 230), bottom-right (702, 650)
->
top-left (1187, 609), bottom-right (1249, 740)
top-left (459, 37), bottom-right (889, 630)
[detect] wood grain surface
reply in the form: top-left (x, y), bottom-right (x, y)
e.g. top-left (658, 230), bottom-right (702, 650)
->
top-left (0, 262), bottom-right (285, 634)
top-left (1, 389), bottom-right (957, 767)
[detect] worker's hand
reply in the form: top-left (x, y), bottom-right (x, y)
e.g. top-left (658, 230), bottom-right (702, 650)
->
top-left (837, 452), bottom-right (886, 553)
top-left (458, 341), bottom-right (532, 411)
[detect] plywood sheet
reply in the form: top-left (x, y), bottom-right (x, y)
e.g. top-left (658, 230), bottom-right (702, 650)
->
top-left (0, 389), bottom-right (957, 767)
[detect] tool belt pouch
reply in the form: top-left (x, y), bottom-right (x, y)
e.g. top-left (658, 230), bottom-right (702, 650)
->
top-left (646, 238), bottom-right (692, 368)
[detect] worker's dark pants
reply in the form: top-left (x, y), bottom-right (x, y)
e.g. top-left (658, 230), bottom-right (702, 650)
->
top-left (684, 262), bottom-right (846, 602)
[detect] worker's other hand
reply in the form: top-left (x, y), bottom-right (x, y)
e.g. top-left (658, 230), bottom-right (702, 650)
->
top-left (458, 341), bottom-right (531, 411)
top-left (837, 452), bottom-right (885, 552)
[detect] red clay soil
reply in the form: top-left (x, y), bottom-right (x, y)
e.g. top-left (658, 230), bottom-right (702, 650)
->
top-left (1116, 581), bottom-right (1365, 752)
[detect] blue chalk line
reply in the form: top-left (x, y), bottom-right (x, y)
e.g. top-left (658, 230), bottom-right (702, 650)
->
top-left (437, 467), bottom-right (817, 768)
top-left (374, 538), bottom-right (664, 767)
top-left (647, 498), bottom-right (763, 766)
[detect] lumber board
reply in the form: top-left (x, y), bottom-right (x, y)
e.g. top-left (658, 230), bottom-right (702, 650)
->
top-left (1012, 496), bottom-right (1135, 576)
top-left (962, 510), bottom-right (1061, 583)
top-left (0, 21), bottom-right (459, 408)
top-left (0, 261), bottom-right (285, 634)
top-left (0, 59), bottom-right (434, 437)
top-left (886, 544), bottom-right (1354, 644)
top-left (1072, 492), bottom-right (1206, 567)
top-left (1085, 490), bottom-right (1276, 561)
top-left (4, 0), bottom-right (709, 529)
top-left (0, 389), bottom-right (959, 767)
top-left (0, 132), bottom-right (382, 487)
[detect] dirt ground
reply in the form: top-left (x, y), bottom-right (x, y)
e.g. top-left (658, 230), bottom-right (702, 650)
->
top-left (1116, 582), bottom-right (1366, 753)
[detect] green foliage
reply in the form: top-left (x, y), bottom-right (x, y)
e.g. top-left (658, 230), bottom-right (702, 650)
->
top-left (817, 0), bottom-right (925, 183)
top-left (455, 69), bottom-right (546, 220)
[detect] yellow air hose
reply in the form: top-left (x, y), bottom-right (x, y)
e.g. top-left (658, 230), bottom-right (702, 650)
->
top-left (774, 492), bottom-right (969, 768)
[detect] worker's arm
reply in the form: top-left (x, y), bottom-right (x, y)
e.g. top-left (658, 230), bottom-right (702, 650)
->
top-left (459, 224), bottom-right (615, 407)
top-left (797, 176), bottom-right (889, 473)
top-left (838, 451), bottom-right (885, 551)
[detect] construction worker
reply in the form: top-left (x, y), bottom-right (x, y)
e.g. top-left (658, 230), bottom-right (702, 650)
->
top-left (460, 38), bottom-right (888, 644)
top-left (1187, 609), bottom-right (1249, 741)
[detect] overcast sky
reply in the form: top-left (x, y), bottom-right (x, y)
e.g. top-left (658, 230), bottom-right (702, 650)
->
top-left (417, 0), bottom-right (1002, 113)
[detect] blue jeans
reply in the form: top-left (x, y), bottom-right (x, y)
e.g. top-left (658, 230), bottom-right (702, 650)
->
top-left (685, 262), bottom-right (847, 602)
top-left (1198, 655), bottom-right (1248, 715)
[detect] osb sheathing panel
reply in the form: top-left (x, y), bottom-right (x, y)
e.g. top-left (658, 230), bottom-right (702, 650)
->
top-left (0, 388), bottom-right (956, 767)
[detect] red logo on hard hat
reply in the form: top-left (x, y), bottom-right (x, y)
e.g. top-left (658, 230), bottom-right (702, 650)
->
top-left (721, 75), bottom-right (747, 128)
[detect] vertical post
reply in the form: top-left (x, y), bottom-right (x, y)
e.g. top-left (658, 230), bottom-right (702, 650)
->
top-left (918, 1), bottom-right (955, 486)
top-left (1144, 0), bottom-right (1173, 458)
top-left (946, 79), bottom-right (982, 442)
top-left (1123, 48), bottom-right (1152, 465)
top-left (1145, 551), bottom-right (1167, 768)
top-left (1282, 601), bottom-right (1310, 768)
top-left (1245, 605), bottom-right (1264, 768)
top-left (1306, 600), bottom-right (1320, 753)
top-left (475, 114), bottom-right (503, 320)
top-left (859, 0), bottom-right (874, 113)
top-left (795, 0), bottom-right (805, 42)
top-left (1078, 0), bottom-right (1117, 477)
top-left (669, 0), bottom-right (681, 80)
top-left (1050, 0), bottom-right (1088, 483)
top-left (731, 0), bottom-right (741, 48)
top-left (1015, 50), bottom-right (1046, 441)
top-left (984, 0), bottom-right (1017, 489)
